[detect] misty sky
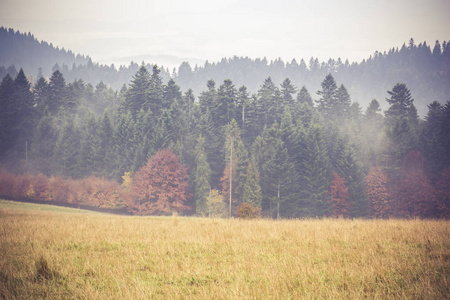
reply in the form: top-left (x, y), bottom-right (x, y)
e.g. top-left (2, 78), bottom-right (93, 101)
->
top-left (1, 0), bottom-right (449, 68)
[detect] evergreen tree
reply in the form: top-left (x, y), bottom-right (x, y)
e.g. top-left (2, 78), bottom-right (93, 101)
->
top-left (421, 101), bottom-right (446, 177)
top-left (147, 65), bottom-right (164, 115)
top-left (256, 77), bottom-right (283, 126)
top-left (194, 135), bottom-right (212, 216)
top-left (0, 75), bottom-right (17, 160)
top-left (30, 111), bottom-right (57, 175)
top-left (76, 113), bottom-right (96, 178)
top-left (262, 136), bottom-right (297, 218)
top-left (297, 85), bottom-right (313, 107)
top-left (384, 83), bottom-right (419, 170)
top-left (236, 85), bottom-right (249, 131)
top-left (163, 78), bottom-right (182, 110)
top-left (93, 112), bottom-right (114, 178)
top-left (112, 111), bottom-right (135, 180)
top-left (316, 73), bottom-right (338, 121)
top-left (280, 78), bottom-right (297, 114)
top-left (335, 84), bottom-right (351, 120)
top-left (196, 108), bottom-right (223, 187)
top-left (301, 123), bottom-right (332, 217)
top-left (47, 70), bottom-right (66, 115)
top-left (122, 65), bottom-right (150, 116)
top-left (242, 156), bottom-right (262, 209)
top-left (385, 83), bottom-right (414, 126)
top-left (53, 118), bottom-right (80, 177)
top-left (199, 79), bottom-right (216, 114)
top-left (213, 79), bottom-right (237, 128)
top-left (33, 76), bottom-right (49, 116)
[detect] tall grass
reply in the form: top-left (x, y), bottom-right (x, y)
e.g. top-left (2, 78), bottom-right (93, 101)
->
top-left (0, 200), bottom-right (449, 299)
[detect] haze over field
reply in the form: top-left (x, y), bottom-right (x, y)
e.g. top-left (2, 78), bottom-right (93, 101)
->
top-left (1, 0), bottom-right (449, 67)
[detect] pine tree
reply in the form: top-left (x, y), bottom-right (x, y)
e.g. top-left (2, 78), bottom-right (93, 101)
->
top-left (147, 65), bottom-right (164, 115)
top-left (213, 79), bottom-right (237, 128)
top-left (242, 156), bottom-right (262, 209)
top-left (301, 123), bottom-right (332, 217)
top-left (53, 118), bottom-right (81, 177)
top-left (76, 113), bottom-right (96, 178)
top-left (121, 65), bottom-right (150, 116)
top-left (421, 101), bottom-right (446, 177)
top-left (280, 78), bottom-right (297, 114)
top-left (162, 78), bottom-right (182, 110)
top-left (93, 112), bottom-right (114, 178)
top-left (30, 111), bottom-right (57, 175)
top-left (316, 74), bottom-right (338, 121)
top-left (194, 135), bottom-right (212, 216)
top-left (196, 108), bottom-right (223, 187)
top-left (235, 85), bottom-right (249, 131)
top-left (33, 76), bottom-right (49, 116)
top-left (199, 79), bottom-right (216, 114)
top-left (262, 137), bottom-right (297, 218)
top-left (384, 83), bottom-right (419, 171)
top-left (47, 70), bottom-right (66, 115)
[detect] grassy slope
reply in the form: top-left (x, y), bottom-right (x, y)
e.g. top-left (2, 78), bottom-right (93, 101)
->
top-left (0, 200), bottom-right (449, 299)
top-left (0, 199), bottom-right (106, 214)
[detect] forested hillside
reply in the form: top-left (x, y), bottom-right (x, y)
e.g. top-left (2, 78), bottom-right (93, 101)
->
top-left (0, 27), bottom-right (89, 78)
top-left (1, 28), bottom-right (449, 115)
top-left (0, 62), bottom-right (449, 218)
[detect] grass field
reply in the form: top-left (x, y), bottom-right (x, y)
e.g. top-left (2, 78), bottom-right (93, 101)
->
top-left (0, 199), bottom-right (449, 299)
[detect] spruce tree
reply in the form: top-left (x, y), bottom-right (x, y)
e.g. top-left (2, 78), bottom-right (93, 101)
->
top-left (262, 135), bottom-right (297, 218)
top-left (301, 123), bottom-right (332, 217)
top-left (47, 70), bottom-right (66, 115)
top-left (194, 135), bottom-right (212, 216)
top-left (280, 78), bottom-right (297, 114)
top-left (316, 73), bottom-right (338, 121)
top-left (242, 156), bottom-right (262, 209)
top-left (147, 65), bottom-right (164, 115)
top-left (122, 65), bottom-right (150, 116)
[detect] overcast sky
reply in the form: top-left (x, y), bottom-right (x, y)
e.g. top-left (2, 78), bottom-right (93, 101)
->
top-left (1, 0), bottom-right (449, 68)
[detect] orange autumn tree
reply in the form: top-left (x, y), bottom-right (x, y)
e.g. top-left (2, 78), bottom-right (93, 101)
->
top-left (328, 172), bottom-right (351, 218)
top-left (130, 149), bottom-right (190, 215)
top-left (366, 167), bottom-right (392, 218)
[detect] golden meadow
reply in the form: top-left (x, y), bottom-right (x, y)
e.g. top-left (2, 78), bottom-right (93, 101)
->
top-left (0, 200), bottom-right (449, 299)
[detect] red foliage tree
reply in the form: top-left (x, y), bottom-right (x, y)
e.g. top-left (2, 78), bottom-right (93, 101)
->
top-left (366, 167), bottom-right (393, 218)
top-left (328, 172), bottom-right (351, 218)
top-left (393, 151), bottom-right (436, 218)
top-left (130, 149), bottom-right (190, 215)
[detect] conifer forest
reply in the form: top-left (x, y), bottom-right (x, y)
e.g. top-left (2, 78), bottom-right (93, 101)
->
top-left (1, 28), bottom-right (449, 219)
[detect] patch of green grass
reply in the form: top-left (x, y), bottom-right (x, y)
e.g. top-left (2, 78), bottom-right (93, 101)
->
top-left (0, 199), bottom-right (106, 214)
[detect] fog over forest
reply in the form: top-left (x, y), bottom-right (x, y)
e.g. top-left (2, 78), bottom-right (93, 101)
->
top-left (0, 26), bottom-right (449, 219)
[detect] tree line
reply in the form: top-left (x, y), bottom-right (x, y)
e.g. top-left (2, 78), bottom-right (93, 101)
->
top-left (2, 27), bottom-right (450, 117)
top-left (0, 65), bottom-right (449, 218)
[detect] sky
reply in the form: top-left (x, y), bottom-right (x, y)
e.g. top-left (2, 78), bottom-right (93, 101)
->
top-left (1, 0), bottom-right (449, 68)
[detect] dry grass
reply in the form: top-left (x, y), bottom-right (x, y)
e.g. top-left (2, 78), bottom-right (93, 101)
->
top-left (0, 199), bottom-right (449, 299)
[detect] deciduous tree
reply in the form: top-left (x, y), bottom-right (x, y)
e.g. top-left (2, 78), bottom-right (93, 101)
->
top-left (130, 149), bottom-right (190, 215)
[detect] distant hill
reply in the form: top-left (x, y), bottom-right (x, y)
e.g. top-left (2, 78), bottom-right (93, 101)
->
top-left (171, 40), bottom-right (450, 115)
top-left (1, 27), bottom-right (449, 115)
top-left (0, 27), bottom-right (90, 78)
